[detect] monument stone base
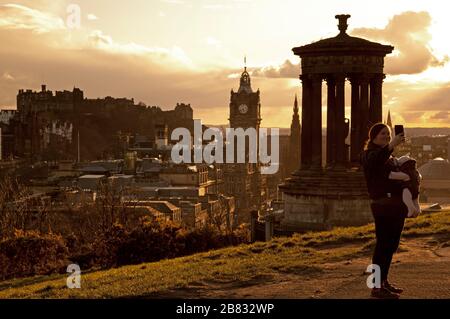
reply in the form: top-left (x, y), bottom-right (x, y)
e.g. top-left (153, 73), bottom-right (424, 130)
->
top-left (278, 168), bottom-right (373, 231)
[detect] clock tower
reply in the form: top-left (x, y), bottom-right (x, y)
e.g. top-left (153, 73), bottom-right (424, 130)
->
top-left (229, 66), bottom-right (262, 129)
top-left (225, 63), bottom-right (267, 226)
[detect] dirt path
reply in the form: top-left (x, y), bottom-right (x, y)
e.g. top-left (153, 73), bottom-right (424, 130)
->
top-left (155, 237), bottom-right (450, 299)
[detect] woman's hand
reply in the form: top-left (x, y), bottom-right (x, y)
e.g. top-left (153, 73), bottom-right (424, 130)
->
top-left (388, 133), bottom-right (405, 150)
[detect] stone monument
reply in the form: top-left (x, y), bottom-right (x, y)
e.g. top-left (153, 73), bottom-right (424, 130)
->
top-left (279, 14), bottom-right (394, 230)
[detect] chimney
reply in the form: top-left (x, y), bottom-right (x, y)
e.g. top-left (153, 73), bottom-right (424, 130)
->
top-left (41, 84), bottom-right (46, 92)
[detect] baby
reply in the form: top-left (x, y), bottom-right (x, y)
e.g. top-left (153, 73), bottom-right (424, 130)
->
top-left (387, 155), bottom-right (422, 218)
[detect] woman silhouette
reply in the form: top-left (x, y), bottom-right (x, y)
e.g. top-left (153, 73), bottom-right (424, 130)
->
top-left (360, 123), bottom-right (408, 299)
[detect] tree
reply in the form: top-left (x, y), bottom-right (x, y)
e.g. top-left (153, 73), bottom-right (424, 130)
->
top-left (0, 175), bottom-right (30, 239)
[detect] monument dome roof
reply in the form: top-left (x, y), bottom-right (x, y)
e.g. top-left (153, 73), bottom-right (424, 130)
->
top-left (418, 157), bottom-right (450, 180)
top-left (293, 14), bottom-right (393, 56)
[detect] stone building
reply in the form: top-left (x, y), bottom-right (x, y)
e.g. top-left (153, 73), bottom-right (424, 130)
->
top-left (159, 163), bottom-right (209, 189)
top-left (0, 110), bottom-right (17, 125)
top-left (410, 135), bottom-right (449, 167)
top-left (8, 85), bottom-right (195, 161)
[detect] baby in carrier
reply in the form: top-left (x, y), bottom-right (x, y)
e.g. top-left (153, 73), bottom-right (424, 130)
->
top-left (387, 155), bottom-right (422, 217)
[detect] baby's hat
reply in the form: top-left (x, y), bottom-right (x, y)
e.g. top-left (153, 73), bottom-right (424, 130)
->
top-left (397, 155), bottom-right (415, 166)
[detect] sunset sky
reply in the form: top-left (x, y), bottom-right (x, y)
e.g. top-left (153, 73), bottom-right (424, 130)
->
top-left (0, 0), bottom-right (449, 127)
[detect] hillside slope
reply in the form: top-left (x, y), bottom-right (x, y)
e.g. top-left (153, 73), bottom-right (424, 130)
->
top-left (1, 211), bottom-right (449, 299)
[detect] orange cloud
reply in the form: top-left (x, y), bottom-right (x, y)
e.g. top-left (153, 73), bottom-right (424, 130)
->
top-left (0, 5), bottom-right (448, 128)
top-left (252, 11), bottom-right (448, 79)
top-left (0, 3), bottom-right (65, 33)
top-left (352, 11), bottom-right (448, 75)
top-left (251, 59), bottom-right (298, 79)
top-left (0, 4), bottom-right (297, 127)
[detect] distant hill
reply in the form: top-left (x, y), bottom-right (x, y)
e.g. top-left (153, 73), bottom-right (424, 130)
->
top-left (319, 127), bottom-right (450, 138)
top-left (403, 127), bottom-right (450, 137)
top-left (204, 124), bottom-right (291, 136)
top-left (205, 125), bottom-right (450, 138)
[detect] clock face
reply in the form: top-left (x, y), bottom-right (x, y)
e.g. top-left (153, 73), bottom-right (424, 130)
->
top-left (238, 104), bottom-right (248, 114)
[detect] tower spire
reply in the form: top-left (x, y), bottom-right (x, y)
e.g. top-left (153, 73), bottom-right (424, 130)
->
top-left (289, 94), bottom-right (301, 176)
top-left (293, 94), bottom-right (299, 114)
top-left (238, 56), bottom-right (252, 93)
top-left (386, 109), bottom-right (393, 131)
top-left (291, 94), bottom-right (300, 130)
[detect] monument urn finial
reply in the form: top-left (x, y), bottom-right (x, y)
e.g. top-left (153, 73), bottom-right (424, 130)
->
top-left (335, 14), bottom-right (351, 34)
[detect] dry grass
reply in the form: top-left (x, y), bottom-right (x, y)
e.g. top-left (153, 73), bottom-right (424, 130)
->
top-left (0, 210), bottom-right (448, 299)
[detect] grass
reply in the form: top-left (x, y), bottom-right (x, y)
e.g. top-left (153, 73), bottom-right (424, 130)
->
top-left (0, 210), bottom-right (449, 299)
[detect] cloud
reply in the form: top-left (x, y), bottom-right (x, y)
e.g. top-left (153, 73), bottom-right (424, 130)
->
top-left (87, 14), bottom-right (98, 21)
top-left (251, 59), bottom-right (298, 79)
top-left (1, 0), bottom-right (69, 13)
top-left (403, 82), bottom-right (450, 112)
top-left (203, 4), bottom-right (230, 10)
top-left (430, 111), bottom-right (450, 120)
top-left (379, 79), bottom-right (450, 126)
top-left (0, 5), bottom-right (448, 128)
top-left (0, 5), bottom-right (197, 108)
top-left (0, 4), bottom-right (296, 125)
top-left (85, 30), bottom-right (194, 68)
top-left (201, 0), bottom-right (251, 10)
top-left (351, 11), bottom-right (448, 75)
top-left (2, 72), bottom-right (14, 80)
top-left (396, 111), bottom-right (426, 124)
top-left (206, 36), bottom-right (221, 48)
top-left (160, 0), bottom-right (185, 4)
top-left (0, 3), bottom-right (65, 33)
top-left (88, 30), bottom-right (113, 46)
top-left (252, 11), bottom-right (448, 79)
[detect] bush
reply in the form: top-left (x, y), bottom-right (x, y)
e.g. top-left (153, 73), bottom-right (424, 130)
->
top-left (0, 230), bottom-right (69, 280)
top-left (0, 217), bottom-right (250, 279)
top-left (115, 217), bottom-right (184, 266)
top-left (89, 217), bottom-right (249, 268)
top-left (178, 226), bottom-right (225, 255)
top-left (90, 223), bottom-right (129, 268)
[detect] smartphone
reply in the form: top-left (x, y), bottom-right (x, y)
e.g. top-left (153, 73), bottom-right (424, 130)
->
top-left (394, 125), bottom-right (404, 136)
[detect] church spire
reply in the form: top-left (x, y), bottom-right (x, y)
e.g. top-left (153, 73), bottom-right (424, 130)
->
top-left (293, 94), bottom-right (299, 115)
top-left (289, 94), bottom-right (301, 176)
top-left (386, 109), bottom-right (393, 132)
top-left (291, 94), bottom-right (301, 131)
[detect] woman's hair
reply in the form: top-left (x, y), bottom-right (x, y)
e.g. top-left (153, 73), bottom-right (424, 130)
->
top-left (364, 122), bottom-right (390, 150)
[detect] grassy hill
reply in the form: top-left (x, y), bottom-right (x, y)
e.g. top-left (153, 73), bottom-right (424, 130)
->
top-left (0, 210), bottom-right (449, 299)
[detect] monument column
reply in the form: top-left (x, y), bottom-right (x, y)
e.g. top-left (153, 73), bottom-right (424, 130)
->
top-left (300, 74), bottom-right (312, 169)
top-left (310, 74), bottom-right (323, 170)
top-left (349, 75), bottom-right (361, 164)
top-left (335, 74), bottom-right (346, 168)
top-left (359, 75), bottom-right (370, 152)
top-left (326, 76), bottom-right (336, 168)
top-left (369, 73), bottom-right (384, 127)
